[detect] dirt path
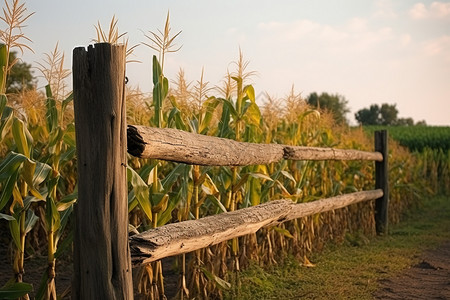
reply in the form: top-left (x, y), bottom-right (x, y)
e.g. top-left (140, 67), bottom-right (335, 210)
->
top-left (374, 241), bottom-right (450, 300)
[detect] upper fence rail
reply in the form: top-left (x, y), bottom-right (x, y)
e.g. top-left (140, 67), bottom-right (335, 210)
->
top-left (127, 125), bottom-right (383, 166)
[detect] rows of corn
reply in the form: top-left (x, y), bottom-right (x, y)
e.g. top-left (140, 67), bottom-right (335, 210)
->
top-left (0, 2), bottom-right (449, 299)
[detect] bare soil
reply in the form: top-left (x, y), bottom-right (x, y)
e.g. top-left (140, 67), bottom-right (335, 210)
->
top-left (374, 241), bottom-right (450, 300)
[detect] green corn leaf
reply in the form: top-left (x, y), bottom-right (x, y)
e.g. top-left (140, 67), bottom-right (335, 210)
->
top-left (207, 195), bottom-right (227, 213)
top-left (8, 217), bottom-right (21, 251)
top-left (152, 55), bottom-right (162, 85)
top-left (0, 213), bottom-right (15, 221)
top-left (61, 92), bottom-right (74, 113)
top-left (12, 118), bottom-right (31, 158)
top-left (0, 94), bottom-right (6, 116)
top-left (221, 98), bottom-right (238, 121)
top-left (0, 170), bottom-right (19, 211)
top-left (127, 166), bottom-right (152, 221)
top-left (0, 281), bottom-right (33, 299)
top-left (45, 89), bottom-right (58, 133)
top-left (46, 193), bottom-right (60, 232)
top-left (25, 209), bottom-right (39, 234)
top-left (0, 43), bottom-right (7, 93)
top-left (32, 161), bottom-right (52, 187)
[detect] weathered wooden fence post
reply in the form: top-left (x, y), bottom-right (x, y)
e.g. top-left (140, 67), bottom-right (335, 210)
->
top-left (375, 130), bottom-right (389, 235)
top-left (72, 43), bottom-right (133, 299)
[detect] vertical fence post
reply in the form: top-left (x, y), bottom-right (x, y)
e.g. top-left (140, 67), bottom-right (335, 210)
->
top-left (375, 130), bottom-right (389, 235)
top-left (72, 43), bottom-right (133, 299)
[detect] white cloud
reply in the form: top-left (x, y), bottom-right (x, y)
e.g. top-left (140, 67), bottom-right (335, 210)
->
top-left (257, 18), bottom-right (394, 53)
top-left (424, 35), bottom-right (450, 62)
top-left (409, 2), bottom-right (450, 19)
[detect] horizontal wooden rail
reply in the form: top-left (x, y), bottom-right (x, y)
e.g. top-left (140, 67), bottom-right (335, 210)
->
top-left (127, 125), bottom-right (383, 166)
top-left (129, 189), bottom-right (383, 266)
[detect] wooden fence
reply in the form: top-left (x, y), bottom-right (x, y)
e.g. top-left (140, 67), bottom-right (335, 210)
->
top-left (72, 43), bottom-right (388, 299)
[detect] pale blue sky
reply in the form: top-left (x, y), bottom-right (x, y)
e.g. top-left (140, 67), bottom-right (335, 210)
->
top-left (18, 0), bottom-right (450, 125)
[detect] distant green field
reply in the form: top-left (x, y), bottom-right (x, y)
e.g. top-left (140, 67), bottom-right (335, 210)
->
top-left (362, 126), bottom-right (450, 152)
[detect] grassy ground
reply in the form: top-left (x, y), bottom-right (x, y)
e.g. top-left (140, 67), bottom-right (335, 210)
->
top-left (224, 195), bottom-right (450, 300)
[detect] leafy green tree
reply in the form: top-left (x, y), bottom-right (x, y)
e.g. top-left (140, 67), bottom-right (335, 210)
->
top-left (6, 51), bottom-right (36, 93)
top-left (355, 103), bottom-right (419, 126)
top-left (307, 92), bottom-right (350, 124)
top-left (379, 103), bottom-right (398, 125)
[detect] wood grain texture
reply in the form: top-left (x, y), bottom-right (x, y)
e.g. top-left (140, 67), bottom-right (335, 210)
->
top-left (73, 43), bottom-right (133, 300)
top-left (127, 125), bottom-right (383, 166)
top-left (130, 190), bottom-right (383, 266)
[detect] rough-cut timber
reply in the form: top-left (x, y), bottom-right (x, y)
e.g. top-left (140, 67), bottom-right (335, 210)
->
top-left (285, 189), bottom-right (383, 221)
top-left (127, 125), bottom-right (285, 166)
top-left (283, 146), bottom-right (383, 162)
top-left (127, 125), bottom-right (383, 166)
top-left (73, 43), bottom-right (133, 300)
top-left (130, 190), bottom-right (382, 266)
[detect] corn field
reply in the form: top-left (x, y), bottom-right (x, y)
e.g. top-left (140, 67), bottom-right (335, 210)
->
top-left (0, 2), bottom-right (449, 299)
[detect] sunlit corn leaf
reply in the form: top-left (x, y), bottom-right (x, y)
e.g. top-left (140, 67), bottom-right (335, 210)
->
top-left (273, 226), bottom-right (294, 239)
top-left (12, 118), bottom-right (31, 158)
top-left (127, 166), bottom-right (152, 221)
top-left (0, 281), bottom-right (33, 299)
top-left (243, 85), bottom-right (255, 103)
top-left (201, 174), bottom-right (219, 196)
top-left (199, 96), bottom-right (220, 134)
top-left (0, 104), bottom-right (13, 141)
top-left (150, 193), bottom-right (169, 214)
top-left (302, 255), bottom-right (316, 268)
top-left (56, 190), bottom-right (77, 212)
top-left (281, 170), bottom-right (296, 185)
top-left (200, 267), bottom-right (231, 290)
top-left (242, 102), bottom-right (261, 127)
top-left (247, 176), bottom-right (261, 207)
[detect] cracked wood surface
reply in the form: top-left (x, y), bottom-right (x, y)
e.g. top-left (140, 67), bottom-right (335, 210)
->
top-left (127, 125), bottom-right (383, 166)
top-left (130, 190), bottom-right (382, 266)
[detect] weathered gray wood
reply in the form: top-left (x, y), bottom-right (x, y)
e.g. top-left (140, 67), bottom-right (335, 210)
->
top-left (375, 130), bottom-right (389, 235)
top-left (130, 190), bottom-right (382, 266)
top-left (127, 125), bottom-right (383, 165)
top-left (127, 125), bottom-right (285, 166)
top-left (73, 43), bottom-right (133, 300)
top-left (286, 189), bottom-right (383, 221)
top-left (284, 146), bottom-right (383, 161)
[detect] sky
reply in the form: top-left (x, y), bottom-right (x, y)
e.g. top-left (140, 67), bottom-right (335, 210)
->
top-left (16, 0), bottom-right (450, 125)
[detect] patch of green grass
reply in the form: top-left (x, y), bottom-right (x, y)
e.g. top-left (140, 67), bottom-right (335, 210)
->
top-left (225, 195), bottom-right (450, 300)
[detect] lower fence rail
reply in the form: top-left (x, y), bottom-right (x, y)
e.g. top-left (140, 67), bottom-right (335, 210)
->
top-left (130, 189), bottom-right (383, 266)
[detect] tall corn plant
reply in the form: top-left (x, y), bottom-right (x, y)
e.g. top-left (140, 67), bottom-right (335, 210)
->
top-left (0, 1), bottom-right (38, 299)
